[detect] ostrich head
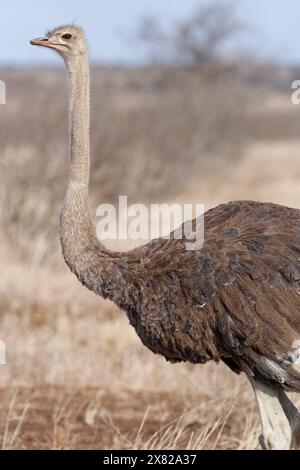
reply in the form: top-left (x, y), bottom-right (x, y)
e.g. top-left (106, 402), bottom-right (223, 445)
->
top-left (30, 25), bottom-right (87, 61)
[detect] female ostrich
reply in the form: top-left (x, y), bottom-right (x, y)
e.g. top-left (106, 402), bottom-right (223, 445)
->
top-left (31, 26), bottom-right (300, 450)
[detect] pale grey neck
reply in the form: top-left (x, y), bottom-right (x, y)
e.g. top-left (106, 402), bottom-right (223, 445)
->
top-left (60, 50), bottom-right (94, 251)
top-left (59, 49), bottom-right (139, 310)
top-left (67, 52), bottom-right (90, 189)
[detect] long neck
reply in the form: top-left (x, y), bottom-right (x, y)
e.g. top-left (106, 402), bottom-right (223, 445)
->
top-left (67, 51), bottom-right (90, 187)
top-left (60, 50), bottom-right (93, 251)
top-left (60, 51), bottom-right (138, 308)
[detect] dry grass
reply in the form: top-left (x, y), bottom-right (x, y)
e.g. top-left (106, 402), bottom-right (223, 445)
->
top-left (1, 66), bottom-right (300, 449)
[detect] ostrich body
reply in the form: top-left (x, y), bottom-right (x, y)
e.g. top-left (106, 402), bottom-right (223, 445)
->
top-left (31, 26), bottom-right (300, 450)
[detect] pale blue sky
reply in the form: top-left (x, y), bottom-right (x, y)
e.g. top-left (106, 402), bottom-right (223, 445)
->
top-left (1, 0), bottom-right (300, 65)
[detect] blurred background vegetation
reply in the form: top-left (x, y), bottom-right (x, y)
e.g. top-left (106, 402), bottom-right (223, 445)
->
top-left (1, 1), bottom-right (300, 265)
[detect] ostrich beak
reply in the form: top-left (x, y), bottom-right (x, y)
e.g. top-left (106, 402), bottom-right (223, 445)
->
top-left (30, 37), bottom-right (51, 47)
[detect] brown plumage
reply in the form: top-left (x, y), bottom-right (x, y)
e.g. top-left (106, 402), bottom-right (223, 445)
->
top-left (63, 198), bottom-right (300, 391)
top-left (31, 25), bottom-right (300, 449)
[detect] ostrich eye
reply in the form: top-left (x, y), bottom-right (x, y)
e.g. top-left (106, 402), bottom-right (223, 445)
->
top-left (62, 33), bottom-right (72, 40)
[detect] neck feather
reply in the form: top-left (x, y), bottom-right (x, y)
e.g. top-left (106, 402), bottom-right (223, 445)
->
top-left (67, 52), bottom-right (90, 187)
top-left (59, 51), bottom-right (139, 308)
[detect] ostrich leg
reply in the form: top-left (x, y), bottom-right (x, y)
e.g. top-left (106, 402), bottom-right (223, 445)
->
top-left (249, 378), bottom-right (292, 450)
top-left (277, 388), bottom-right (300, 449)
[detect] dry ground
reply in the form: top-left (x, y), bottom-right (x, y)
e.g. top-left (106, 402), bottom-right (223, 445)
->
top-left (1, 67), bottom-right (300, 449)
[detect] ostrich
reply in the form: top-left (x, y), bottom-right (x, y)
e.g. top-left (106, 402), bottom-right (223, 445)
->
top-left (31, 25), bottom-right (300, 450)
